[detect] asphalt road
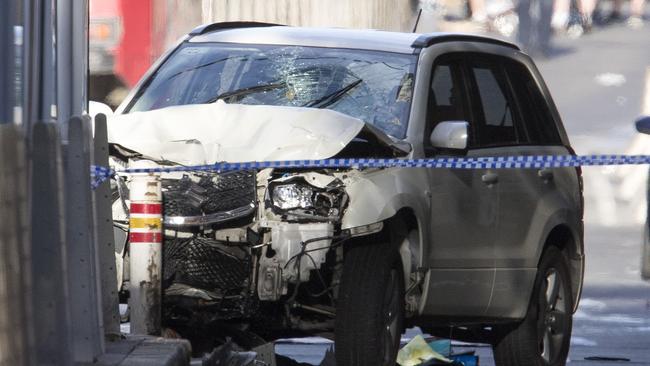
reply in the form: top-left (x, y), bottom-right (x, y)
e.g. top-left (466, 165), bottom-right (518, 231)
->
top-left (277, 18), bottom-right (650, 366)
top-left (537, 19), bottom-right (650, 155)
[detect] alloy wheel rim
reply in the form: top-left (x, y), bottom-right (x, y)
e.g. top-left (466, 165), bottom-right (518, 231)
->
top-left (539, 268), bottom-right (568, 365)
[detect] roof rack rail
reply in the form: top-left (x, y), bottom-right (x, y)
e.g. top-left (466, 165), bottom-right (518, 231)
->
top-left (189, 21), bottom-right (285, 36)
top-left (412, 34), bottom-right (520, 50)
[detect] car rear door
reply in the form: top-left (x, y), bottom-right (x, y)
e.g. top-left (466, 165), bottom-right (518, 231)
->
top-left (463, 55), bottom-right (578, 318)
top-left (485, 59), bottom-right (577, 317)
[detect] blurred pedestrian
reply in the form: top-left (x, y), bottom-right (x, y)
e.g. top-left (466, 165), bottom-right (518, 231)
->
top-left (609, 0), bottom-right (647, 27)
top-left (579, 0), bottom-right (598, 31)
top-left (517, 0), bottom-right (554, 56)
top-left (552, 0), bottom-right (571, 31)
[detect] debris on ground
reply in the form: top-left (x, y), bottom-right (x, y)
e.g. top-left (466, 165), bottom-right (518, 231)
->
top-left (396, 335), bottom-right (480, 366)
top-left (194, 341), bottom-right (339, 366)
top-left (448, 352), bottom-right (479, 366)
top-left (276, 346), bottom-right (335, 366)
top-left (427, 339), bottom-right (451, 357)
top-left (396, 335), bottom-right (453, 366)
top-left (199, 341), bottom-right (257, 366)
top-left (191, 336), bottom-right (480, 366)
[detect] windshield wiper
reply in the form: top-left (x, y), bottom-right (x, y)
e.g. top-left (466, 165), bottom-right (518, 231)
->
top-left (204, 82), bottom-right (286, 104)
top-left (303, 79), bottom-right (363, 109)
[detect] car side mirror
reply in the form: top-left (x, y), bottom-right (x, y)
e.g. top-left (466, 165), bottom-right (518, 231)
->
top-left (430, 121), bottom-right (469, 150)
top-left (635, 116), bottom-right (650, 135)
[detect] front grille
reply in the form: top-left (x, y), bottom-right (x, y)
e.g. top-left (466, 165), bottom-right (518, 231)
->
top-left (161, 170), bottom-right (256, 227)
top-left (163, 236), bottom-right (250, 293)
top-left (201, 171), bottom-right (257, 213)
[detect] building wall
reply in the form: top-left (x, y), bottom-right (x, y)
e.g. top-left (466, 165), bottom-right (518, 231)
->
top-left (200, 0), bottom-right (421, 32)
top-left (156, 0), bottom-right (203, 54)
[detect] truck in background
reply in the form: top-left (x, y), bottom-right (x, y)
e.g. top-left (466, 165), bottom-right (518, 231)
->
top-left (89, 0), bottom-right (200, 107)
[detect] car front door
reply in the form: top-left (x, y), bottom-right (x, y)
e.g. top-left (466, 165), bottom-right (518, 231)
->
top-left (422, 54), bottom-right (498, 316)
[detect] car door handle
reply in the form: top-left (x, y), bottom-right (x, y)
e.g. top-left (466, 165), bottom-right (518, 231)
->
top-left (481, 172), bottom-right (499, 185)
top-left (538, 168), bottom-right (554, 182)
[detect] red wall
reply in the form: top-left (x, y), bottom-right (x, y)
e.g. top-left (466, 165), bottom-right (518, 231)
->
top-left (114, 0), bottom-right (153, 87)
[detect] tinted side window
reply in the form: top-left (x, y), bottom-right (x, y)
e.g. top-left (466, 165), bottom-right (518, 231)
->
top-left (430, 64), bottom-right (466, 125)
top-left (425, 60), bottom-right (472, 153)
top-left (507, 62), bottom-right (562, 145)
top-left (469, 62), bottom-right (518, 146)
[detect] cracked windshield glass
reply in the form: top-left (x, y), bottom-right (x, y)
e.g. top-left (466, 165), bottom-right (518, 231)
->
top-left (128, 44), bottom-right (417, 138)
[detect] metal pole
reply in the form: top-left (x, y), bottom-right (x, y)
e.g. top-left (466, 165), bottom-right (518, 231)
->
top-left (128, 164), bottom-right (163, 335)
top-left (0, 125), bottom-right (30, 366)
top-left (93, 114), bottom-right (121, 337)
top-left (0, 1), bottom-right (15, 124)
top-left (65, 116), bottom-right (105, 361)
top-left (24, 0), bottom-right (57, 128)
top-left (57, 0), bottom-right (88, 124)
top-left (30, 122), bottom-right (73, 366)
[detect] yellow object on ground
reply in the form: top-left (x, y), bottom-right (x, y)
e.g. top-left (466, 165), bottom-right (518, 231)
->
top-left (396, 335), bottom-right (453, 366)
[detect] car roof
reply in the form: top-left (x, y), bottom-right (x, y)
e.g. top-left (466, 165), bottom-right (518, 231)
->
top-left (188, 24), bottom-right (519, 54)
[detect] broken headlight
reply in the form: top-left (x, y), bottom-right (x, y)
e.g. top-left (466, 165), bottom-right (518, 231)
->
top-left (272, 184), bottom-right (314, 210)
top-left (267, 174), bottom-right (348, 221)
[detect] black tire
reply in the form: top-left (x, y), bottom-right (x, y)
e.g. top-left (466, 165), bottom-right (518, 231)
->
top-left (493, 246), bottom-right (573, 366)
top-left (335, 240), bottom-right (405, 366)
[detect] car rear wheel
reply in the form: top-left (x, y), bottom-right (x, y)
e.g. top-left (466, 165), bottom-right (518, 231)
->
top-left (493, 246), bottom-right (573, 366)
top-left (335, 239), bottom-right (405, 366)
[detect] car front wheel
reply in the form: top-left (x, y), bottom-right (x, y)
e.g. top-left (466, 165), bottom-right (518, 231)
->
top-left (335, 239), bottom-right (405, 366)
top-left (493, 246), bottom-right (573, 366)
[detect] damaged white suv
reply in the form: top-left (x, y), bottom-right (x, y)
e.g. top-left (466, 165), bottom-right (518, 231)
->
top-left (108, 23), bottom-right (584, 366)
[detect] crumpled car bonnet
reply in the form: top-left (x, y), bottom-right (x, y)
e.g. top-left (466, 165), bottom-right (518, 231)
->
top-left (107, 101), bottom-right (368, 165)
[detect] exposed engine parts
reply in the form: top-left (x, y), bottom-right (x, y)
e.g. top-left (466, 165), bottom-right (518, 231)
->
top-left (114, 165), bottom-right (354, 331)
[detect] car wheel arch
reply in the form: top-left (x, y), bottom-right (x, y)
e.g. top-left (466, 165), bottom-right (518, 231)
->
top-left (383, 208), bottom-right (427, 316)
top-left (537, 223), bottom-right (584, 313)
top-left (388, 208), bottom-right (423, 277)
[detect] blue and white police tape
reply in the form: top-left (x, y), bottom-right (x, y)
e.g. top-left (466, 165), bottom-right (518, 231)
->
top-left (90, 154), bottom-right (650, 189)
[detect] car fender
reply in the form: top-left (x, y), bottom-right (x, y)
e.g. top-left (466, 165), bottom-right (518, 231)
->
top-left (534, 210), bottom-right (582, 260)
top-left (340, 167), bottom-right (429, 275)
top-left (340, 167), bottom-right (429, 231)
top-left (532, 205), bottom-right (584, 313)
top-left (339, 168), bottom-right (428, 300)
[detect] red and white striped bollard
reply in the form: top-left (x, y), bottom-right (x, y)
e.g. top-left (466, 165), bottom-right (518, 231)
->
top-left (128, 165), bottom-right (162, 335)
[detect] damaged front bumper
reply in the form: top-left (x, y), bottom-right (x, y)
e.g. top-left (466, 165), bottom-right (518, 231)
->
top-left (114, 165), bottom-right (375, 328)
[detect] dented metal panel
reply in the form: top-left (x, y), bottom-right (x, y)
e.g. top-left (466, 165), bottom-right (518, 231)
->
top-left (108, 101), bottom-right (366, 165)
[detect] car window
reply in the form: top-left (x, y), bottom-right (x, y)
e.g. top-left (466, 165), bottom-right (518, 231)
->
top-left (431, 64), bottom-right (466, 123)
top-left (425, 60), bottom-right (472, 153)
top-left (506, 61), bottom-right (562, 145)
top-left (469, 62), bottom-right (519, 147)
top-left (126, 43), bottom-right (417, 139)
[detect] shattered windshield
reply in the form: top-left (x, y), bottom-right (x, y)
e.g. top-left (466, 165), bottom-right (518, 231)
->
top-left (126, 43), bottom-right (417, 138)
